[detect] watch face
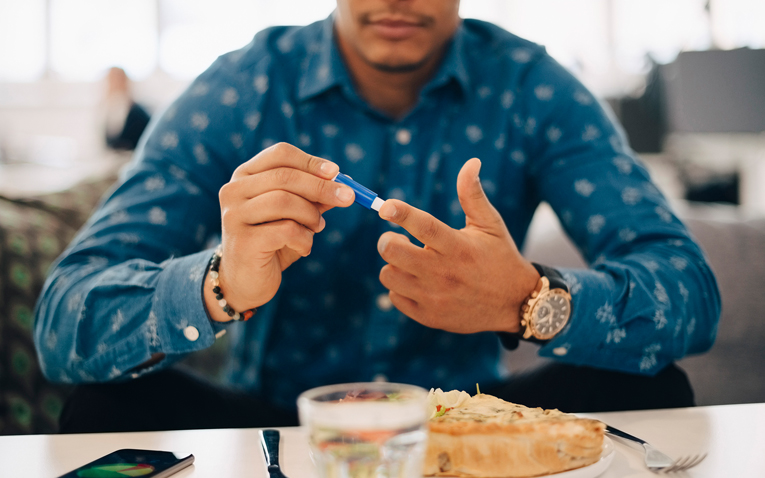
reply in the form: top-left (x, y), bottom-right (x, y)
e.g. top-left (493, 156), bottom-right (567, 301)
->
top-left (531, 290), bottom-right (571, 340)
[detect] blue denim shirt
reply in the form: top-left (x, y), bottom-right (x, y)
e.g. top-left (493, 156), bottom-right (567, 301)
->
top-left (35, 16), bottom-right (720, 410)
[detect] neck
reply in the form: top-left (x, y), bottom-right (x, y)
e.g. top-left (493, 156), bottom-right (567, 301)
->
top-left (335, 32), bottom-right (446, 120)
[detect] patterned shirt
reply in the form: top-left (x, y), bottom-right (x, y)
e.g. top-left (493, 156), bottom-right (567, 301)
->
top-left (35, 16), bottom-right (720, 410)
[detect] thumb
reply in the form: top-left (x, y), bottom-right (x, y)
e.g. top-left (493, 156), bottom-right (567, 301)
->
top-left (457, 158), bottom-right (504, 230)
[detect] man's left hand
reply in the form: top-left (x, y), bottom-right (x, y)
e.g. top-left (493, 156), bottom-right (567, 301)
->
top-left (376, 158), bottom-right (540, 334)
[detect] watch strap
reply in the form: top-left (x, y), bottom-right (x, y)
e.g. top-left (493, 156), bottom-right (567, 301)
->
top-left (496, 332), bottom-right (521, 350)
top-left (509, 271), bottom-right (550, 345)
top-left (532, 263), bottom-right (568, 293)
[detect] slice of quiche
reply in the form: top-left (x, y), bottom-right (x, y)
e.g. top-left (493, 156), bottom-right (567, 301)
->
top-left (423, 389), bottom-right (605, 477)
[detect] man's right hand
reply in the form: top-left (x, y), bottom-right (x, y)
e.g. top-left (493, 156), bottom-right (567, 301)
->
top-left (204, 142), bottom-right (355, 322)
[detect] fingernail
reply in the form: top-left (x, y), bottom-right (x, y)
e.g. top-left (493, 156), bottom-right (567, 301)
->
top-left (379, 202), bottom-right (397, 220)
top-left (378, 236), bottom-right (389, 255)
top-left (320, 161), bottom-right (336, 176)
top-left (336, 186), bottom-right (354, 202)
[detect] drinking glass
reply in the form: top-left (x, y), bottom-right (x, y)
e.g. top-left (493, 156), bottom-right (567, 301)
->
top-left (298, 382), bottom-right (429, 478)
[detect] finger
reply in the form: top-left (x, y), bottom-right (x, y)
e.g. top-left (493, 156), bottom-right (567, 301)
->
top-left (238, 190), bottom-right (326, 233)
top-left (456, 158), bottom-right (504, 231)
top-left (378, 200), bottom-right (455, 252)
top-left (228, 167), bottom-right (354, 207)
top-left (316, 203), bottom-right (335, 214)
top-left (379, 264), bottom-right (422, 299)
top-left (388, 291), bottom-right (420, 323)
top-left (232, 142), bottom-right (339, 180)
top-left (377, 232), bottom-right (428, 276)
top-left (276, 248), bottom-right (306, 271)
top-left (252, 219), bottom-right (315, 257)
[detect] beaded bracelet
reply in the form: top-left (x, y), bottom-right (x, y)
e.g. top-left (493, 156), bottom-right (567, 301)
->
top-left (208, 246), bottom-right (256, 322)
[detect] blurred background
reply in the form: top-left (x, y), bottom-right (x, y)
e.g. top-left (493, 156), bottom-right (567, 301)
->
top-left (1, 0), bottom-right (765, 435)
top-left (1, 0), bottom-right (764, 207)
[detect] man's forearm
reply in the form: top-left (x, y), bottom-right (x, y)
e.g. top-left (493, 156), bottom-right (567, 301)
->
top-left (35, 251), bottom-right (221, 383)
top-left (533, 243), bottom-right (720, 375)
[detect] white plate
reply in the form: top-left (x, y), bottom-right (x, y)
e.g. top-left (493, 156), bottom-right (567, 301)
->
top-left (544, 436), bottom-right (614, 478)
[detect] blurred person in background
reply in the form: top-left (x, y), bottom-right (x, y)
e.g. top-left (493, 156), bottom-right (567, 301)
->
top-left (103, 67), bottom-right (150, 151)
top-left (35, 0), bottom-right (720, 433)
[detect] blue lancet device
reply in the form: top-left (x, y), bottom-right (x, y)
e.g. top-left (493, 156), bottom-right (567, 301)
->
top-left (333, 172), bottom-right (385, 211)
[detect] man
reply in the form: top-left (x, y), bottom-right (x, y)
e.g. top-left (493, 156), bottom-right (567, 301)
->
top-left (102, 67), bottom-right (151, 151)
top-left (36, 0), bottom-right (720, 433)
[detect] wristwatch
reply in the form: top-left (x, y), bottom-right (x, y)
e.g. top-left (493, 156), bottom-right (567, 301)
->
top-left (518, 263), bottom-right (572, 341)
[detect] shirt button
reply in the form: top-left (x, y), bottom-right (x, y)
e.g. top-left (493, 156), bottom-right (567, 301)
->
top-left (373, 373), bottom-right (388, 382)
top-left (553, 346), bottom-right (568, 356)
top-left (184, 326), bottom-right (200, 342)
top-left (376, 293), bottom-right (393, 312)
top-left (395, 128), bottom-right (411, 145)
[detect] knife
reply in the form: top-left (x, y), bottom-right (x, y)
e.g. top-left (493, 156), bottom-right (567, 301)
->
top-left (260, 429), bottom-right (290, 478)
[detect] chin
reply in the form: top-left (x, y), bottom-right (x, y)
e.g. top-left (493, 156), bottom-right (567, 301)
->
top-left (368, 57), bottom-right (430, 73)
top-left (363, 46), bottom-right (434, 73)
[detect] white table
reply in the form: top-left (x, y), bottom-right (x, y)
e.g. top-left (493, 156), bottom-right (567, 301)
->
top-left (3, 403), bottom-right (764, 477)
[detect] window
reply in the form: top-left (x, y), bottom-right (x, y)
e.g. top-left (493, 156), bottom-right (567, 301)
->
top-left (710, 0), bottom-right (765, 49)
top-left (0, 0), bottom-right (46, 82)
top-left (613, 0), bottom-right (711, 72)
top-left (460, 0), bottom-right (764, 90)
top-left (0, 0), bottom-right (763, 88)
top-left (49, 0), bottom-right (157, 81)
top-left (157, 0), bottom-right (334, 79)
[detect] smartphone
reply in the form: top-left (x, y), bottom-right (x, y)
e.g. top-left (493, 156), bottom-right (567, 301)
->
top-left (58, 449), bottom-right (194, 478)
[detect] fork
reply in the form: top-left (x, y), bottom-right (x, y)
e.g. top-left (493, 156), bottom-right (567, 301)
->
top-left (605, 424), bottom-right (707, 474)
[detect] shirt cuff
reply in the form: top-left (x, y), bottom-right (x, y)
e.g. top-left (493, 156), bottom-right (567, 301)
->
top-left (535, 267), bottom-right (617, 363)
top-left (153, 249), bottom-right (225, 354)
top-left (79, 250), bottom-right (224, 379)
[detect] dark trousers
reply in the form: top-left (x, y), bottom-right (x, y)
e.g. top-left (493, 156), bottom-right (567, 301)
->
top-left (59, 362), bottom-right (694, 434)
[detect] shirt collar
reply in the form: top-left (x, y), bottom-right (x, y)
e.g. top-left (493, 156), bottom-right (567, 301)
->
top-left (297, 16), bottom-right (472, 103)
top-left (297, 14), bottom-right (349, 102)
top-left (421, 22), bottom-right (471, 97)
